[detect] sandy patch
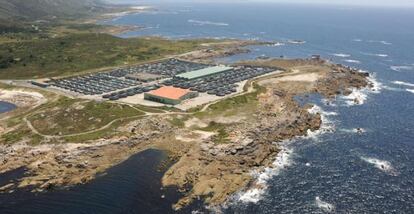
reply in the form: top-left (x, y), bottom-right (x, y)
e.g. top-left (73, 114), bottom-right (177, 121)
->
top-left (185, 118), bottom-right (208, 128)
top-left (175, 130), bottom-right (215, 142)
top-left (0, 89), bottom-right (46, 107)
top-left (260, 72), bottom-right (320, 85)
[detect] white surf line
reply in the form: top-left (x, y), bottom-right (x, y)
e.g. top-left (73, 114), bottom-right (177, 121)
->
top-left (306, 105), bottom-right (337, 139)
top-left (188, 19), bottom-right (229, 26)
top-left (392, 81), bottom-right (414, 88)
top-left (361, 52), bottom-right (389, 58)
top-left (339, 128), bottom-right (366, 134)
top-left (343, 59), bottom-right (361, 64)
top-left (315, 197), bottom-right (336, 213)
top-left (407, 89), bottom-right (414, 94)
top-left (235, 104), bottom-right (338, 204)
top-left (237, 146), bottom-right (293, 204)
top-left (341, 71), bottom-right (382, 106)
top-left (360, 156), bottom-right (399, 176)
top-left (390, 65), bottom-right (414, 72)
top-left (332, 53), bottom-right (351, 58)
top-left (368, 40), bottom-right (392, 45)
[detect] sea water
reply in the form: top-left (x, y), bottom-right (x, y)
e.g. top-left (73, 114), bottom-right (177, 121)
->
top-left (2, 2), bottom-right (414, 213)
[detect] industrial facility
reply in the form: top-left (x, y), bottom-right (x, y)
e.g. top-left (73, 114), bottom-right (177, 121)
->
top-left (46, 58), bottom-right (279, 105)
top-left (175, 66), bottom-right (233, 80)
top-left (144, 86), bottom-right (199, 105)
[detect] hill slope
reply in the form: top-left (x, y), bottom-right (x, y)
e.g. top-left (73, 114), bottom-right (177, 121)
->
top-left (0, 0), bottom-right (107, 21)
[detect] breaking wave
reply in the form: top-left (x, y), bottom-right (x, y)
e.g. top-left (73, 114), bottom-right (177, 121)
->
top-left (407, 89), bottom-right (414, 94)
top-left (352, 38), bottom-right (363, 42)
top-left (392, 81), bottom-right (414, 88)
top-left (343, 88), bottom-right (368, 106)
top-left (360, 157), bottom-right (399, 176)
top-left (368, 40), bottom-right (392, 45)
top-left (315, 197), bottom-right (336, 213)
top-left (363, 52), bottom-right (389, 58)
top-left (234, 104), bottom-right (338, 205)
top-left (390, 65), bottom-right (414, 72)
top-left (268, 42), bottom-right (285, 47)
top-left (332, 53), bottom-right (351, 58)
top-left (340, 128), bottom-right (366, 134)
top-left (306, 105), bottom-right (337, 139)
top-left (188, 19), bottom-right (229, 26)
top-left (237, 147), bottom-right (293, 203)
top-left (341, 71), bottom-right (381, 106)
top-left (374, 54), bottom-right (388, 58)
top-left (343, 59), bottom-right (361, 64)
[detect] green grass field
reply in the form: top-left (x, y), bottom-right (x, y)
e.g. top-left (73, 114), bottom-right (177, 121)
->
top-left (0, 33), bottom-right (208, 79)
top-left (27, 97), bottom-right (144, 136)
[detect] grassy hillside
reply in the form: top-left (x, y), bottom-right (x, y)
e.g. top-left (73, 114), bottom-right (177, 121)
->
top-left (0, 0), bottom-right (108, 21)
top-left (0, 33), bottom-right (207, 79)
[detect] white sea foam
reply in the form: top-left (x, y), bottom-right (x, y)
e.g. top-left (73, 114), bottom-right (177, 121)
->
top-left (407, 89), bottom-right (414, 94)
top-left (380, 41), bottom-right (392, 45)
top-left (235, 105), bottom-right (338, 205)
top-left (188, 19), bottom-right (229, 26)
top-left (362, 52), bottom-right (389, 58)
top-left (237, 147), bottom-right (293, 203)
top-left (268, 42), bottom-right (285, 47)
top-left (343, 59), bottom-right (361, 64)
top-left (340, 128), bottom-right (366, 134)
top-left (341, 71), bottom-right (381, 106)
top-left (360, 157), bottom-right (399, 176)
top-left (315, 197), bottom-right (336, 213)
top-left (306, 105), bottom-right (337, 139)
top-left (352, 39), bottom-right (363, 42)
top-left (343, 88), bottom-right (368, 106)
top-left (368, 40), bottom-right (392, 45)
top-left (366, 73), bottom-right (382, 93)
top-left (390, 65), bottom-right (414, 72)
top-left (392, 81), bottom-right (414, 88)
top-left (287, 39), bottom-right (306, 44)
top-left (332, 53), bottom-right (351, 58)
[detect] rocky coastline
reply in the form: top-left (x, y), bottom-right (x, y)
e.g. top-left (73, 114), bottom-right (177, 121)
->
top-left (0, 56), bottom-right (371, 211)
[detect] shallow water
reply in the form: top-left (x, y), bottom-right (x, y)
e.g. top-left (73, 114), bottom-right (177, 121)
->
top-left (0, 101), bottom-right (16, 114)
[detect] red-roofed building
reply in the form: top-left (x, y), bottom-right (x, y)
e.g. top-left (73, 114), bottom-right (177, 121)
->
top-left (144, 86), bottom-right (198, 105)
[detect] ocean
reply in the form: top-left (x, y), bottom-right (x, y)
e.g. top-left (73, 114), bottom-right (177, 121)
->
top-left (2, 2), bottom-right (414, 213)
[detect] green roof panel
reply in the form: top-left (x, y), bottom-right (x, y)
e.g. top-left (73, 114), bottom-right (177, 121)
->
top-left (176, 66), bottom-right (233, 80)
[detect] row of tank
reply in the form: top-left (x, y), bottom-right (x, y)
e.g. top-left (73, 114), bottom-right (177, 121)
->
top-left (163, 66), bottom-right (275, 96)
top-left (107, 58), bottom-right (209, 78)
top-left (52, 73), bottom-right (139, 95)
top-left (102, 84), bottom-right (161, 101)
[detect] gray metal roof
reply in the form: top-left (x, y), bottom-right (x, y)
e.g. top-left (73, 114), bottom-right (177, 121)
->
top-left (176, 66), bottom-right (233, 80)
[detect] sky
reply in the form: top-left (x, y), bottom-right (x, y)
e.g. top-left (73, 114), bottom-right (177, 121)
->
top-left (110, 0), bottom-right (414, 7)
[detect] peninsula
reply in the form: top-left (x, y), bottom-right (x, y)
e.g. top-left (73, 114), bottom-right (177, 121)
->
top-left (0, 0), bottom-right (372, 211)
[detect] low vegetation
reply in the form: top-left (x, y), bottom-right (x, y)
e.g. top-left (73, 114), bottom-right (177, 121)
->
top-left (0, 33), bottom-right (209, 79)
top-left (27, 97), bottom-right (144, 136)
top-left (196, 83), bottom-right (266, 118)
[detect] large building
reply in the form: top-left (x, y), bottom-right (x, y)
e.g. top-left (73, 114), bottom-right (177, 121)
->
top-left (125, 73), bottom-right (163, 82)
top-left (175, 66), bottom-right (233, 80)
top-left (144, 86), bottom-right (198, 105)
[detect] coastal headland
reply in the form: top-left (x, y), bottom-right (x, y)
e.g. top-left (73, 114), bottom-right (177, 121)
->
top-left (0, 55), bottom-right (371, 210)
top-left (0, 2), bottom-right (372, 211)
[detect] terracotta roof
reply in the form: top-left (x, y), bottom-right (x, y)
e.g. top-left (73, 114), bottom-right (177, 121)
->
top-left (147, 86), bottom-right (190, 100)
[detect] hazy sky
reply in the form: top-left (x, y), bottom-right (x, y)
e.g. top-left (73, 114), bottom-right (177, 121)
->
top-left (113, 0), bottom-right (414, 7)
